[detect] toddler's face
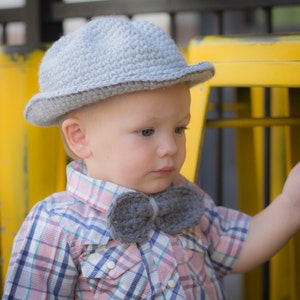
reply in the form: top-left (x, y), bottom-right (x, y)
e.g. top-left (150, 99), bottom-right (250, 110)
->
top-left (83, 83), bottom-right (191, 194)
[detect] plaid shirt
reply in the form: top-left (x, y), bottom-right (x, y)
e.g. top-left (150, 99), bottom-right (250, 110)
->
top-left (4, 160), bottom-right (250, 300)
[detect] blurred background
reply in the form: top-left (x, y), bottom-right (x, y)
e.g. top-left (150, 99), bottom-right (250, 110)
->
top-left (1, 1), bottom-right (300, 299)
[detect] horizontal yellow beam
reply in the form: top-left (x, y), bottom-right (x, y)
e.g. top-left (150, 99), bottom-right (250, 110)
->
top-left (209, 62), bottom-right (300, 87)
top-left (206, 117), bottom-right (300, 128)
top-left (190, 34), bottom-right (300, 61)
top-left (189, 34), bottom-right (300, 87)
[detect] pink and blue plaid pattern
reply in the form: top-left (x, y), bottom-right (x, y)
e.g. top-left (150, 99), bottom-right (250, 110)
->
top-left (3, 160), bottom-right (250, 299)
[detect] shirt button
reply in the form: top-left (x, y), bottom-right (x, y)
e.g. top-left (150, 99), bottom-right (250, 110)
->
top-left (107, 261), bottom-right (116, 270)
top-left (168, 279), bottom-right (176, 288)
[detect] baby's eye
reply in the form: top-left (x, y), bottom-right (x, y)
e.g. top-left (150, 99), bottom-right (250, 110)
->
top-left (175, 126), bottom-right (187, 134)
top-left (138, 129), bottom-right (154, 136)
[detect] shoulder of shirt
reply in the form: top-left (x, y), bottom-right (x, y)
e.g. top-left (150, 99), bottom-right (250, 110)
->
top-left (27, 190), bottom-right (89, 221)
top-left (32, 190), bottom-right (76, 207)
top-left (25, 190), bottom-right (109, 244)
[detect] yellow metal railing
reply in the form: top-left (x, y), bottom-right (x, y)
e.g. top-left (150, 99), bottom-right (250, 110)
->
top-left (181, 34), bottom-right (300, 300)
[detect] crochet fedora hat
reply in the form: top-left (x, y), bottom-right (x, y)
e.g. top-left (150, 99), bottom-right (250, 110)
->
top-left (24, 17), bottom-right (215, 126)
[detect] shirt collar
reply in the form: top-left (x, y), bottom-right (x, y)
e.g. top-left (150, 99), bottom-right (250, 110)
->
top-left (66, 160), bottom-right (135, 213)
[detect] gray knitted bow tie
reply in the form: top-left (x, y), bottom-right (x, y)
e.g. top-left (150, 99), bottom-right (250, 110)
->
top-left (107, 186), bottom-right (203, 243)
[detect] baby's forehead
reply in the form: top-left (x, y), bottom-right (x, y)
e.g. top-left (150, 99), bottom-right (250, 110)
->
top-left (70, 83), bottom-right (190, 122)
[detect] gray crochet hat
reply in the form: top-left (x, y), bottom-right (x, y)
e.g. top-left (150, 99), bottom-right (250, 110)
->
top-left (24, 17), bottom-right (215, 126)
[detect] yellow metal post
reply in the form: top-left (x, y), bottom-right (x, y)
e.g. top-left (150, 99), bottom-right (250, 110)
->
top-left (181, 84), bottom-right (211, 182)
top-left (0, 47), bottom-right (66, 292)
top-left (181, 46), bottom-right (211, 182)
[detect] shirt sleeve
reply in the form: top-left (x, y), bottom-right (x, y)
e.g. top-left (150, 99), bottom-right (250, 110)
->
top-left (173, 175), bottom-right (251, 277)
top-left (200, 192), bottom-right (251, 276)
top-left (3, 200), bottom-right (79, 299)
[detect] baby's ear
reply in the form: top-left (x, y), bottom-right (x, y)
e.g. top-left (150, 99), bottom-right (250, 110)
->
top-left (61, 117), bottom-right (91, 159)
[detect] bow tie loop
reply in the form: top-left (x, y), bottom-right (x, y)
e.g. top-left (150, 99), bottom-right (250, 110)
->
top-left (107, 186), bottom-right (204, 243)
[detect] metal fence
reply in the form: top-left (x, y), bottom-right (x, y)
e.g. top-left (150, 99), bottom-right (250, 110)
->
top-left (1, 0), bottom-right (300, 43)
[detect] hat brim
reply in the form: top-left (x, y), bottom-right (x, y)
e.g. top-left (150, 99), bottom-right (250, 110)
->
top-left (24, 62), bottom-right (214, 127)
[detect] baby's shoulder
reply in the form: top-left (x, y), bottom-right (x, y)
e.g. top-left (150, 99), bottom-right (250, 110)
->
top-left (26, 191), bottom-right (108, 245)
top-left (31, 190), bottom-right (79, 216)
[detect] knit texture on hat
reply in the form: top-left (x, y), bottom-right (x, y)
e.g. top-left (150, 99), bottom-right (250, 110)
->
top-left (25, 17), bottom-right (215, 126)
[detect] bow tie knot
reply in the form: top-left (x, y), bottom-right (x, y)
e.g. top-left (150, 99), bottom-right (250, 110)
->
top-left (107, 186), bottom-right (203, 243)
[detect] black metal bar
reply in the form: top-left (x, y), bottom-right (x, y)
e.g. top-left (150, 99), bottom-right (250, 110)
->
top-left (264, 6), bottom-right (273, 33)
top-left (206, 117), bottom-right (300, 128)
top-left (215, 10), bottom-right (224, 206)
top-left (262, 87), bottom-right (271, 300)
top-left (287, 88), bottom-right (300, 164)
top-left (40, 0), bottom-right (63, 43)
top-left (50, 0), bottom-right (300, 21)
top-left (215, 89), bottom-right (223, 206)
top-left (215, 10), bottom-right (224, 34)
top-left (25, 0), bottom-right (41, 45)
top-left (170, 12), bottom-right (177, 41)
top-left (0, 7), bottom-right (25, 23)
top-left (0, 0), bottom-right (299, 44)
top-left (2, 23), bottom-right (7, 44)
top-left (0, 0), bottom-right (299, 25)
top-left (262, 7), bottom-right (272, 300)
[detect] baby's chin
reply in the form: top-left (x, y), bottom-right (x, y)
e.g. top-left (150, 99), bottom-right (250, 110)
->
top-left (117, 174), bottom-right (177, 195)
top-left (135, 182), bottom-right (173, 195)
